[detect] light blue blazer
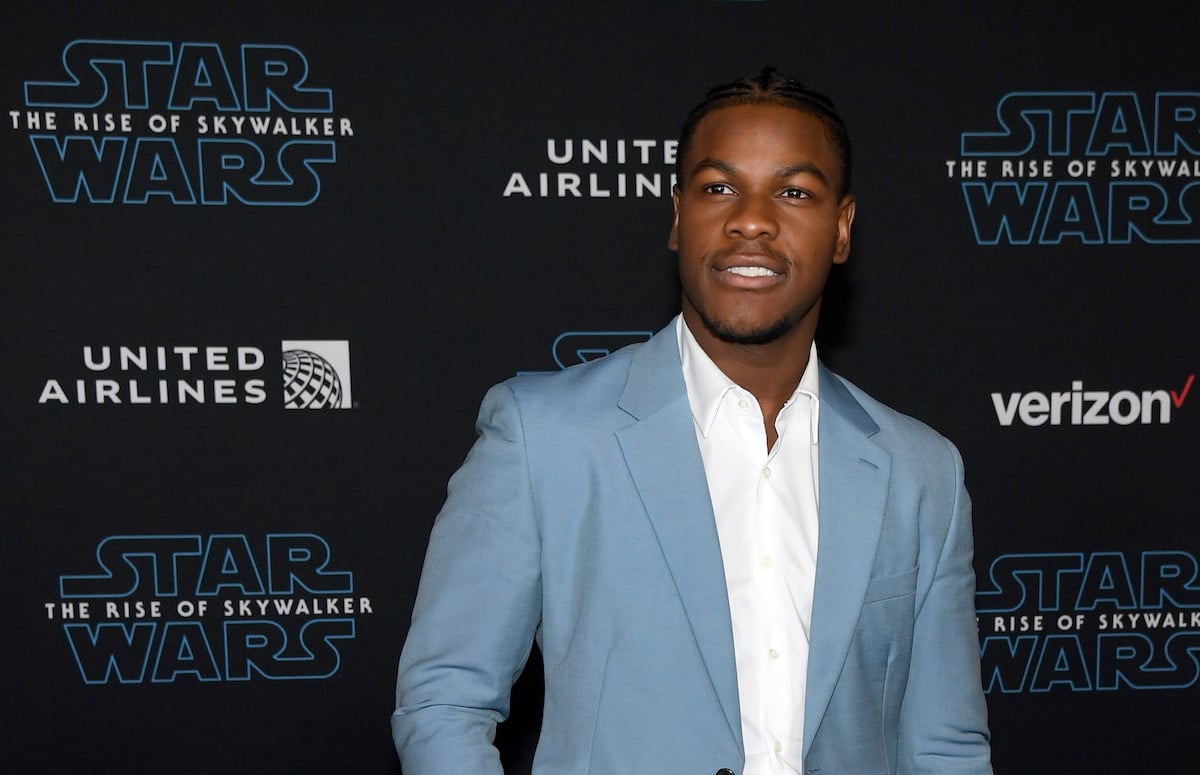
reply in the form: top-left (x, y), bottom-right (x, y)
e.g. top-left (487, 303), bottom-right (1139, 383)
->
top-left (393, 324), bottom-right (992, 774)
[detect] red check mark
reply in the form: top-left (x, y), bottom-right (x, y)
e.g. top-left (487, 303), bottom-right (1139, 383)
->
top-left (1171, 374), bottom-right (1195, 408)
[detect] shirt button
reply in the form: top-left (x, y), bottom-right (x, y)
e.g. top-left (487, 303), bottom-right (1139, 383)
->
top-left (761, 466), bottom-right (771, 479)
top-left (774, 740), bottom-right (782, 753)
top-left (768, 648), bottom-right (779, 660)
top-left (761, 556), bottom-right (774, 569)
top-left (737, 397), bottom-right (750, 410)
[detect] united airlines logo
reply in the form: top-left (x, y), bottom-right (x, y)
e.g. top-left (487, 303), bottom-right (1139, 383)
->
top-left (10, 40), bottom-right (354, 205)
top-left (503, 138), bottom-right (677, 199)
top-left (37, 339), bottom-right (353, 409)
top-left (947, 91), bottom-right (1200, 244)
top-left (281, 340), bottom-right (352, 409)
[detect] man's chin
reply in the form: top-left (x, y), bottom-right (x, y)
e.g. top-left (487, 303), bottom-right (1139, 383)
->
top-left (703, 315), bottom-right (792, 346)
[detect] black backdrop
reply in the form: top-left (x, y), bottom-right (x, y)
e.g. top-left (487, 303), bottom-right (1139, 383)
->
top-left (4, 2), bottom-right (1198, 772)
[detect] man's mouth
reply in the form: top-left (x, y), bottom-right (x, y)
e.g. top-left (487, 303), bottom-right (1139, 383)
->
top-left (725, 266), bottom-right (781, 278)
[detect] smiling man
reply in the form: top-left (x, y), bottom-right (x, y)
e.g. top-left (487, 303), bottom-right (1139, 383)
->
top-left (393, 68), bottom-right (993, 775)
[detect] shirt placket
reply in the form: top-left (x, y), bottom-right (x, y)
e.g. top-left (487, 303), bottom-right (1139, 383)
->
top-left (740, 394), bottom-right (791, 773)
top-left (763, 406), bottom-right (797, 773)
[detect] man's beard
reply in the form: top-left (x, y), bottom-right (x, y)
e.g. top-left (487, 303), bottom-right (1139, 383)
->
top-left (691, 301), bottom-right (794, 346)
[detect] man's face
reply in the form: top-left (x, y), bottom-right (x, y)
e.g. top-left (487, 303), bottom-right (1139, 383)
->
top-left (670, 102), bottom-right (855, 346)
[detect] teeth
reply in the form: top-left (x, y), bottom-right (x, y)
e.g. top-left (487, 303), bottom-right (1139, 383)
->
top-left (726, 266), bottom-right (778, 277)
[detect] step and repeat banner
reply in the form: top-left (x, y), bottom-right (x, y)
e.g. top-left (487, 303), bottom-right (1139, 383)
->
top-left (4, 2), bottom-right (1197, 772)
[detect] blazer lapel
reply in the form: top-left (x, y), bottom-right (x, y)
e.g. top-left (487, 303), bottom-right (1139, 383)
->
top-left (804, 366), bottom-right (892, 750)
top-left (614, 325), bottom-right (743, 752)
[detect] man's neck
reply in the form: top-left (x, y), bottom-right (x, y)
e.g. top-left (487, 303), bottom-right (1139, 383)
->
top-left (681, 310), bottom-right (818, 448)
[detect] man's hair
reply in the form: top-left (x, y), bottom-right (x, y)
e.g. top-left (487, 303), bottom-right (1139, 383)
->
top-left (675, 67), bottom-right (852, 196)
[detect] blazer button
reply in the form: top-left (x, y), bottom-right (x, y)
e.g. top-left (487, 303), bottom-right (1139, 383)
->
top-left (716, 770), bottom-right (736, 775)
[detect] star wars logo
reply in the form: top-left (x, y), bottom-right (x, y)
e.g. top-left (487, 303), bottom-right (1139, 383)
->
top-left (976, 551), bottom-right (1200, 693)
top-left (517, 330), bottom-right (652, 375)
top-left (44, 534), bottom-right (373, 683)
top-left (946, 92), bottom-right (1200, 245)
top-left (10, 40), bottom-right (354, 205)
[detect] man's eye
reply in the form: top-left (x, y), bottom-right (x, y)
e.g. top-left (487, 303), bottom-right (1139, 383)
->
top-left (781, 188), bottom-right (811, 199)
top-left (703, 183), bottom-right (734, 195)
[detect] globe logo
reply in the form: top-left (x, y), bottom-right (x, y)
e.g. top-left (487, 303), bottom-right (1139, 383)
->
top-left (282, 349), bottom-right (343, 409)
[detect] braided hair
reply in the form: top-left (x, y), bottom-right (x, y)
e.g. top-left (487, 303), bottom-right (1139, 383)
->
top-left (675, 67), bottom-right (852, 196)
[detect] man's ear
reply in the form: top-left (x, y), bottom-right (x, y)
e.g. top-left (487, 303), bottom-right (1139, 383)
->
top-left (833, 194), bottom-right (855, 264)
top-left (667, 184), bottom-right (681, 251)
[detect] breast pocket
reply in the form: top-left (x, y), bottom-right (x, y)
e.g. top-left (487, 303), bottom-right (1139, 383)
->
top-left (862, 566), bottom-right (918, 604)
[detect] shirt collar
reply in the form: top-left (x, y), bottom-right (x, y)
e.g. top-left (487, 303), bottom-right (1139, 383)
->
top-left (676, 315), bottom-right (821, 440)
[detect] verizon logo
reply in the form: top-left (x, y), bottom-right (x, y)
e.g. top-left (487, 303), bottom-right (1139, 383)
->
top-left (991, 375), bottom-right (1193, 426)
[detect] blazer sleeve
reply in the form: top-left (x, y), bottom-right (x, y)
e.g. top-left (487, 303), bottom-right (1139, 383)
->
top-left (898, 438), bottom-right (993, 774)
top-left (392, 383), bottom-right (543, 774)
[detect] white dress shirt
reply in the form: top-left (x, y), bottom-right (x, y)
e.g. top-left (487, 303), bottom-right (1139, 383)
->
top-left (678, 316), bottom-right (821, 775)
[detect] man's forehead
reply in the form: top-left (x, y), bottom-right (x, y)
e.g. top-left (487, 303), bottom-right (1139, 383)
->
top-left (687, 107), bottom-right (835, 163)
top-left (691, 102), bottom-right (830, 141)
top-left (691, 156), bottom-right (828, 182)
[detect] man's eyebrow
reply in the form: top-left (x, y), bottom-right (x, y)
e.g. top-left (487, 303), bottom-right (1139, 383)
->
top-left (691, 157), bottom-right (738, 177)
top-left (690, 158), bottom-right (830, 186)
top-left (778, 162), bottom-right (828, 184)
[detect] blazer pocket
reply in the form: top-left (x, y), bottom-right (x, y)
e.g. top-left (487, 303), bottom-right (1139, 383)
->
top-left (863, 566), bottom-right (918, 603)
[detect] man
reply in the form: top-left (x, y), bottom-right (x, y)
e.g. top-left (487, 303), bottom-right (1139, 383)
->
top-left (393, 68), bottom-right (993, 774)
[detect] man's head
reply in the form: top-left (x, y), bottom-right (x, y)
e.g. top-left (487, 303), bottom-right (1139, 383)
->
top-left (675, 67), bottom-right (852, 198)
top-left (669, 70), bottom-right (855, 349)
